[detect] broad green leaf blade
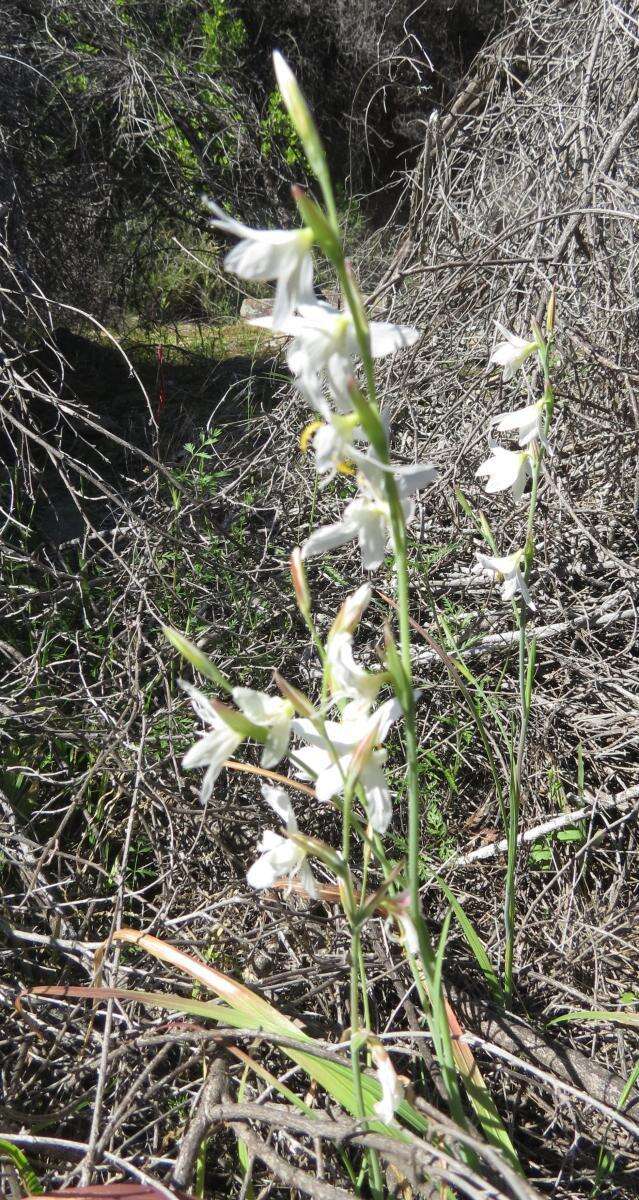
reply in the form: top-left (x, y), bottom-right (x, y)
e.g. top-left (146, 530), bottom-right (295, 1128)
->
top-left (444, 1000), bottom-right (523, 1175)
top-left (27, 929), bottom-right (430, 1138)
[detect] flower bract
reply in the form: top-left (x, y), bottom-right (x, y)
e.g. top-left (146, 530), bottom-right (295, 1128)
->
top-left (330, 583), bottom-right (372, 637)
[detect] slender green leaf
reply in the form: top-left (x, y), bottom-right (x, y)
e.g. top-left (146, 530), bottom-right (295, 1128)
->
top-left (525, 635), bottom-right (537, 710)
top-left (548, 1009), bottom-right (639, 1029)
top-left (0, 1139), bottom-right (42, 1194)
top-left (593, 1058), bottom-right (639, 1194)
top-left (435, 877), bottom-right (502, 1003)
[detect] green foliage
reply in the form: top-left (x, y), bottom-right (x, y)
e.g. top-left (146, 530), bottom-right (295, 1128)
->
top-left (156, 108), bottom-right (200, 179)
top-left (0, 1141), bottom-right (42, 1195)
top-left (200, 0), bottom-right (247, 67)
top-left (66, 72), bottom-right (89, 93)
top-left (260, 89), bottom-right (302, 165)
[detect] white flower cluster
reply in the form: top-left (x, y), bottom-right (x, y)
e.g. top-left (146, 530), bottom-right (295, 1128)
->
top-left (176, 55), bottom-right (551, 912)
top-left (206, 70), bottom-right (436, 573)
top-left (175, 53), bottom-right (439, 903)
top-left (181, 581), bottom-right (409, 894)
top-left (473, 322), bottom-right (551, 610)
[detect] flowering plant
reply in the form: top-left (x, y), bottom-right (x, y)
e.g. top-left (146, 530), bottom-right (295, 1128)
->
top-left (163, 50), bottom-right (558, 1190)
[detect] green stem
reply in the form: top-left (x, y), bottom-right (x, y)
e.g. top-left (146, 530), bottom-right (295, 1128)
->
top-left (503, 343), bottom-right (554, 997)
top-left (335, 254), bottom-right (469, 1129)
top-left (349, 929), bottom-right (383, 1198)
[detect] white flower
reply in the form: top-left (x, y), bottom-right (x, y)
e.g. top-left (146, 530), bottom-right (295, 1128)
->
top-left (291, 697), bottom-right (402, 833)
top-left (301, 462), bottom-right (437, 571)
top-left (181, 683), bottom-right (294, 801)
top-left (300, 410), bottom-right (362, 483)
top-left (476, 446), bottom-right (531, 504)
top-left (251, 301), bottom-right (419, 400)
top-left (246, 785), bottom-right (317, 898)
top-left (205, 199), bottom-right (314, 326)
top-left (232, 687), bottom-right (294, 769)
top-left (372, 1044), bottom-right (404, 1124)
top-left (473, 549), bottom-right (535, 611)
top-left (326, 631), bottom-right (382, 711)
top-left (494, 400), bottom-right (549, 450)
top-left (489, 321), bottom-right (538, 380)
top-left (181, 682), bottom-right (243, 803)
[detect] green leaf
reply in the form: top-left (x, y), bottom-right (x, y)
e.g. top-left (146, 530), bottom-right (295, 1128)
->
top-left (0, 1139), bottom-right (42, 1194)
top-left (548, 1009), bottom-right (639, 1029)
top-left (28, 930), bottom-right (429, 1139)
top-left (435, 877), bottom-right (503, 1003)
top-left (163, 627), bottom-right (232, 693)
top-left (557, 827), bottom-right (584, 842)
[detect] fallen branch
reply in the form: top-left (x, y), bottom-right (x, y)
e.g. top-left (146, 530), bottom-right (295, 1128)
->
top-left (412, 599), bottom-right (635, 669)
top-left (443, 784), bottom-right (639, 868)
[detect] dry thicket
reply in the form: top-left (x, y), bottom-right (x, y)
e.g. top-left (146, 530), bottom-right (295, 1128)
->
top-left (1, 0), bottom-right (638, 1197)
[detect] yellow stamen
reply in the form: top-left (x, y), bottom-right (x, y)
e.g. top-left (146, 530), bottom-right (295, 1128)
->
top-left (337, 461), bottom-right (356, 476)
top-left (300, 420), bottom-right (322, 453)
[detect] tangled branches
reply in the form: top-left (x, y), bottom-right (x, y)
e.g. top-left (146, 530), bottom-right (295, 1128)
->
top-left (1, 1), bottom-right (639, 1197)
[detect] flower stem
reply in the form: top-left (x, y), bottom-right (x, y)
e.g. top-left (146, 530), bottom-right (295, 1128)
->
top-left (335, 252), bottom-right (471, 1131)
top-left (349, 929), bottom-right (383, 1197)
top-left (503, 339), bottom-right (554, 997)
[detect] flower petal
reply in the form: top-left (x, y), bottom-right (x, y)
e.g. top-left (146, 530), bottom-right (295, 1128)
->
top-left (355, 508), bottom-right (387, 570)
top-left (180, 679), bottom-right (220, 727)
top-left (360, 760), bottom-right (393, 833)
top-left (183, 727), bottom-right (241, 772)
top-left (394, 462), bottom-right (439, 498)
top-left (371, 697), bottom-right (403, 743)
top-left (314, 756), bottom-right (349, 802)
top-left (261, 785), bottom-right (296, 829)
top-left (298, 859), bottom-right (319, 900)
top-left (301, 518), bottom-right (357, 560)
top-left (292, 743), bottom-right (332, 781)
top-left (262, 719), bottom-right (292, 768)
top-left (246, 846), bottom-right (282, 890)
top-left (369, 321), bottom-right (420, 357)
